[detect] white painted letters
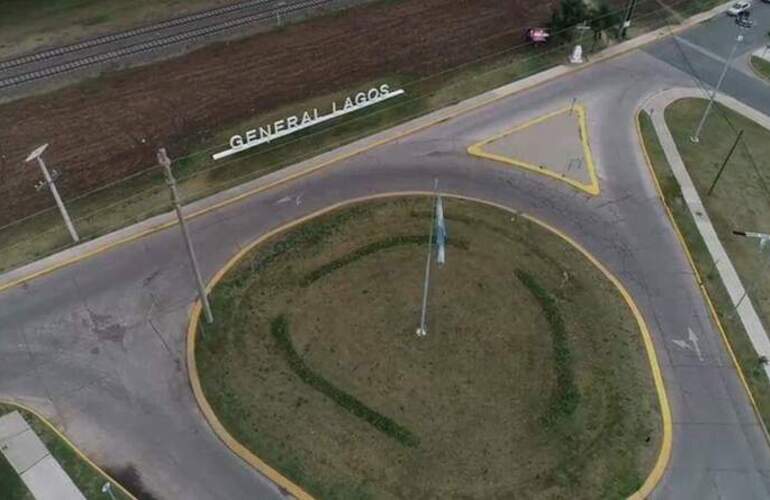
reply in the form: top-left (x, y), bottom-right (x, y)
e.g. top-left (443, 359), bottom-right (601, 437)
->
top-left (214, 84), bottom-right (406, 160)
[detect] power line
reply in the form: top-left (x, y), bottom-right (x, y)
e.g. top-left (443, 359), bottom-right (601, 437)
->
top-left (0, 0), bottom-right (693, 239)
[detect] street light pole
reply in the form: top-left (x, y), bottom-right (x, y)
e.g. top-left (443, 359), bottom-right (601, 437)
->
top-left (619, 0), bottom-right (638, 39)
top-left (101, 482), bottom-right (117, 500)
top-left (707, 129), bottom-right (743, 195)
top-left (158, 148), bottom-right (213, 324)
top-left (690, 30), bottom-right (745, 143)
top-left (25, 144), bottom-right (79, 243)
top-left (732, 230), bottom-right (770, 310)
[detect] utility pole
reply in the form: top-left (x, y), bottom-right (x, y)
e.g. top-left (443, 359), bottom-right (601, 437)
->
top-left (690, 29), bottom-right (746, 143)
top-left (159, 148), bottom-right (213, 324)
top-left (731, 230), bottom-right (770, 310)
top-left (619, 0), bottom-right (638, 39)
top-left (707, 129), bottom-right (743, 195)
top-left (276, 1), bottom-right (286, 26)
top-left (26, 143), bottom-right (79, 243)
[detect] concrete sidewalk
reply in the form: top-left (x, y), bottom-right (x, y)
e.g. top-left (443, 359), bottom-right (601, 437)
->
top-left (644, 87), bottom-right (770, 380)
top-left (0, 411), bottom-right (85, 500)
top-left (754, 46), bottom-right (770, 63)
top-left (0, 1), bottom-right (733, 294)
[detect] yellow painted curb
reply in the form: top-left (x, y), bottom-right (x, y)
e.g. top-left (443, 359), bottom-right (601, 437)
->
top-left (186, 192), bottom-right (671, 500)
top-left (467, 104), bottom-right (600, 196)
top-left (635, 108), bottom-right (770, 447)
top-left (0, 399), bottom-right (137, 500)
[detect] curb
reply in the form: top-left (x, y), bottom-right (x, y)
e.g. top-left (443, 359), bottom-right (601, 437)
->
top-left (644, 88), bottom-right (770, 381)
top-left (186, 192), bottom-right (673, 500)
top-left (0, 0), bottom-right (733, 295)
top-left (467, 103), bottom-right (600, 195)
top-left (634, 103), bottom-right (770, 446)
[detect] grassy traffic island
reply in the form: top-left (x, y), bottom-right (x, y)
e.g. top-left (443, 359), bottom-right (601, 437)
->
top-left (195, 197), bottom-right (661, 499)
top-left (751, 56), bottom-right (770, 83)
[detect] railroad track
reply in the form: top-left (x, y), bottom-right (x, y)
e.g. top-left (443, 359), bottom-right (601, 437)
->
top-left (0, 0), bottom-right (332, 90)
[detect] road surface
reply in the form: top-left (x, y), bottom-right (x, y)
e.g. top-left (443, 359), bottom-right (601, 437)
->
top-left (2, 8), bottom-right (770, 500)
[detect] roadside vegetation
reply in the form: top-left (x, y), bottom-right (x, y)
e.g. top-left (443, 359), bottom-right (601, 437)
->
top-left (0, 403), bottom-right (133, 500)
top-left (196, 197), bottom-right (661, 499)
top-left (638, 102), bottom-right (770, 432)
top-left (0, 0), bottom-right (716, 274)
top-left (0, 451), bottom-right (31, 500)
top-left (751, 56), bottom-right (770, 83)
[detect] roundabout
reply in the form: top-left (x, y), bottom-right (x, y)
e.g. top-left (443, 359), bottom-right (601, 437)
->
top-left (190, 196), bottom-right (667, 499)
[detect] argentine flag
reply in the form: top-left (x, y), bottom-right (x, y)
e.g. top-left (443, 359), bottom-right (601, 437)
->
top-left (435, 196), bottom-right (447, 266)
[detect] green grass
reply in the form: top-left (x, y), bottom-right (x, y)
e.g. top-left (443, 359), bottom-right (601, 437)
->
top-left (0, 451), bottom-right (32, 500)
top-left (270, 314), bottom-right (419, 447)
top-left (197, 197), bottom-right (661, 499)
top-left (751, 56), bottom-right (770, 83)
top-left (638, 106), bottom-right (770, 433)
top-left (516, 269), bottom-right (580, 426)
top-left (0, 404), bottom-right (132, 500)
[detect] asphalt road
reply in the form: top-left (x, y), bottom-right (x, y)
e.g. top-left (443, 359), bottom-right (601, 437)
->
top-left (645, 2), bottom-right (770, 114)
top-left (2, 12), bottom-right (770, 500)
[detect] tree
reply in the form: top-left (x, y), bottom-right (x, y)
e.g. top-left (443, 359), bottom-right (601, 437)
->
top-left (550, 0), bottom-right (589, 41)
top-left (589, 2), bottom-right (622, 42)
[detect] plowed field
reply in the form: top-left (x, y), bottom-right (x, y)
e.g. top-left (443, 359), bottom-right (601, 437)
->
top-left (0, 0), bottom-right (565, 225)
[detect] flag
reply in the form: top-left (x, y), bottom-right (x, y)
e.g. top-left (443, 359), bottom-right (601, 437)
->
top-left (435, 195), bottom-right (447, 266)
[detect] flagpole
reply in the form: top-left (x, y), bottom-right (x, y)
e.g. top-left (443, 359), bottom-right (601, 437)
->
top-left (417, 180), bottom-right (438, 337)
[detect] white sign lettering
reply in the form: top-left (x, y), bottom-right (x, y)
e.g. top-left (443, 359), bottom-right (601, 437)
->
top-left (213, 84), bottom-right (405, 160)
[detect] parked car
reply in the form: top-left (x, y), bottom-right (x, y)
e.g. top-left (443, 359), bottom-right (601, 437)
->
top-left (727, 1), bottom-right (751, 15)
top-left (736, 11), bottom-right (754, 26)
top-left (525, 28), bottom-right (550, 45)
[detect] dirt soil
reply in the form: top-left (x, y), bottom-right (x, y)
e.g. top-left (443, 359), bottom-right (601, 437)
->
top-left (0, 0), bottom-right (573, 227)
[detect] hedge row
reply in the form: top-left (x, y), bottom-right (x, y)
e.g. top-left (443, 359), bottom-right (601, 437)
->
top-left (302, 234), bottom-right (468, 286)
top-left (515, 270), bottom-right (580, 426)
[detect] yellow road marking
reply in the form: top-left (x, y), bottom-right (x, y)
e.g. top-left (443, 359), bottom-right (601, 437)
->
top-left (186, 192), bottom-right (671, 500)
top-left (467, 104), bottom-right (601, 196)
top-left (0, 399), bottom-right (137, 500)
top-left (635, 109), bottom-right (770, 447)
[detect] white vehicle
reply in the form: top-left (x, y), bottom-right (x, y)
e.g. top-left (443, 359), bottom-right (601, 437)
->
top-left (727, 1), bottom-right (751, 15)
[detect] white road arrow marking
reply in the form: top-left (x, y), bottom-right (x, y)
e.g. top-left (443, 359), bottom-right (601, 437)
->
top-left (275, 195), bottom-right (292, 205)
top-left (274, 193), bottom-right (304, 206)
top-left (688, 327), bottom-right (704, 362)
top-left (671, 328), bottom-right (704, 362)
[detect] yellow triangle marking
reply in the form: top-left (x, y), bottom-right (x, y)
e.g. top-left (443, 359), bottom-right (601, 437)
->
top-left (467, 104), bottom-right (600, 196)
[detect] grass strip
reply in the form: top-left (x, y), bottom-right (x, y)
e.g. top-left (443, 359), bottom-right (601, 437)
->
top-left (302, 234), bottom-right (468, 286)
top-left (270, 315), bottom-right (419, 447)
top-left (0, 451), bottom-right (31, 500)
top-left (638, 110), bottom-right (770, 431)
top-left (751, 56), bottom-right (770, 82)
top-left (515, 269), bottom-right (579, 426)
